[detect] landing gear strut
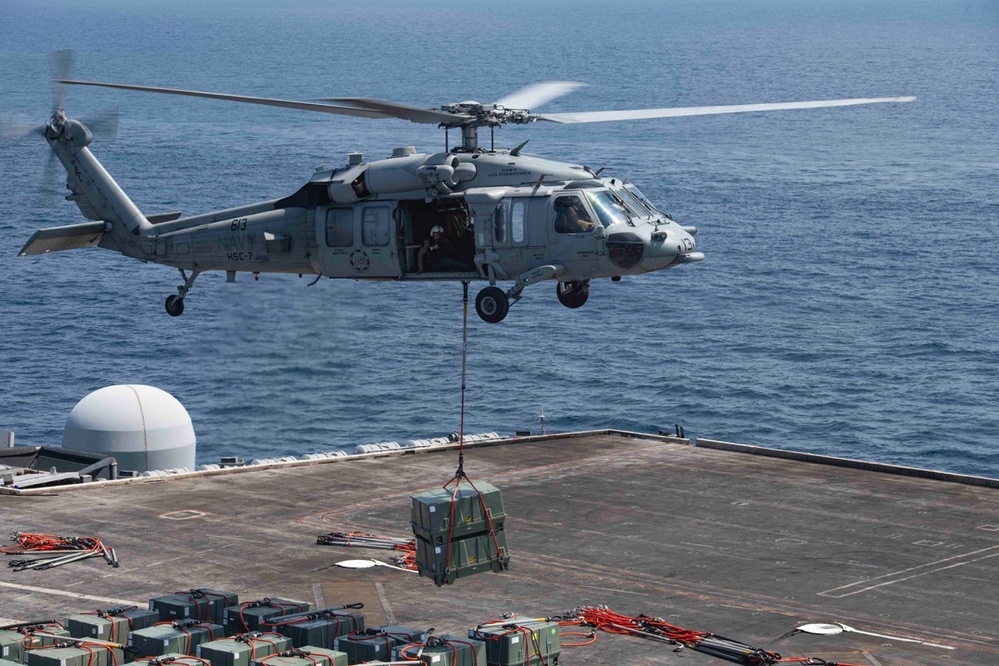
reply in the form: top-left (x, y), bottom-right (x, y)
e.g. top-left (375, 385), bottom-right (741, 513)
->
top-left (475, 286), bottom-right (509, 323)
top-left (556, 279), bottom-right (590, 309)
top-left (164, 269), bottom-right (201, 317)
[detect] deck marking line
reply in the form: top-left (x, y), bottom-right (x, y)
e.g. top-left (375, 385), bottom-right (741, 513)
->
top-left (0, 581), bottom-right (143, 606)
top-left (818, 544), bottom-right (999, 596)
top-left (375, 582), bottom-right (395, 625)
top-left (819, 550), bottom-right (999, 598)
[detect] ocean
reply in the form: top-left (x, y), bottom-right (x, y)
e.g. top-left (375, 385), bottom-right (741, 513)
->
top-left (1, 0), bottom-right (997, 476)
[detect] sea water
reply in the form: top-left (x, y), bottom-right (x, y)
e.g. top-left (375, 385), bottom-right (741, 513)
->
top-left (1, 0), bottom-right (997, 475)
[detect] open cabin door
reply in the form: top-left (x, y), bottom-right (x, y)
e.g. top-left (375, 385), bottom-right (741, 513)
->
top-left (398, 198), bottom-right (476, 276)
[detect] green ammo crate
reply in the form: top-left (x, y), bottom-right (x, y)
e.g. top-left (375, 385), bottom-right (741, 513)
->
top-left (99, 607), bottom-right (159, 633)
top-left (415, 530), bottom-right (511, 587)
top-left (196, 633), bottom-right (292, 666)
top-left (25, 645), bottom-right (124, 666)
top-left (152, 589), bottom-right (238, 626)
top-left (223, 600), bottom-right (311, 635)
top-left (395, 635), bottom-right (485, 666)
top-left (411, 481), bottom-right (506, 543)
top-left (0, 658), bottom-right (22, 666)
top-left (67, 614), bottom-right (130, 643)
top-left (469, 620), bottom-right (561, 666)
top-left (273, 612), bottom-right (363, 649)
top-left (252, 646), bottom-right (347, 666)
top-left (0, 632), bottom-right (23, 663)
top-left (334, 624), bottom-right (426, 663)
top-left (129, 622), bottom-right (224, 657)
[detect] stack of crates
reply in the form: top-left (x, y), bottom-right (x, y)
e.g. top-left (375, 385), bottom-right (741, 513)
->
top-left (394, 635), bottom-right (485, 666)
top-left (197, 633), bottom-right (292, 666)
top-left (151, 590), bottom-right (239, 629)
top-left (24, 644), bottom-right (124, 666)
top-left (411, 480), bottom-right (510, 586)
top-left (67, 606), bottom-right (159, 643)
top-left (223, 599), bottom-right (311, 635)
top-left (129, 620), bottom-right (225, 657)
top-left (251, 646), bottom-right (347, 666)
top-left (469, 620), bottom-right (561, 666)
top-left (271, 608), bottom-right (364, 649)
top-left (332, 625), bottom-right (426, 664)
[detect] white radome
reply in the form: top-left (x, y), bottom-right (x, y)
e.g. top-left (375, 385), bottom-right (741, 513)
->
top-left (62, 385), bottom-right (196, 473)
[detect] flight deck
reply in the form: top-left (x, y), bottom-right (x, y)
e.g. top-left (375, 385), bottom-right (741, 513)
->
top-left (2, 431), bottom-right (998, 665)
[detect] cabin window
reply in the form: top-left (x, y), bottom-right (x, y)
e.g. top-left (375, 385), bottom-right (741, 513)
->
top-left (511, 201), bottom-right (526, 244)
top-left (362, 205), bottom-right (391, 246)
top-left (325, 208), bottom-right (353, 247)
top-left (494, 200), bottom-right (508, 243)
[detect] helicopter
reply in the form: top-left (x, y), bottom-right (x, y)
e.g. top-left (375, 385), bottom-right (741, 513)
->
top-left (19, 59), bottom-right (915, 322)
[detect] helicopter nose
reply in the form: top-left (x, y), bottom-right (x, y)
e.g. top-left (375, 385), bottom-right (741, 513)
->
top-left (646, 228), bottom-right (703, 266)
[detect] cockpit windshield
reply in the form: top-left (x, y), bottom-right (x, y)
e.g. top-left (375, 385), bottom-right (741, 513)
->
top-left (615, 187), bottom-right (653, 219)
top-left (584, 189), bottom-right (632, 227)
top-left (624, 184), bottom-right (662, 215)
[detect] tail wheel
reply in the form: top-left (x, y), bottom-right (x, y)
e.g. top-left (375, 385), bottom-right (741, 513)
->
top-left (475, 286), bottom-right (509, 323)
top-left (556, 280), bottom-right (590, 309)
top-left (165, 295), bottom-right (185, 317)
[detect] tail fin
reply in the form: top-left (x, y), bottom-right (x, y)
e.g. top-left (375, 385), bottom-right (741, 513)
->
top-left (20, 112), bottom-right (153, 257)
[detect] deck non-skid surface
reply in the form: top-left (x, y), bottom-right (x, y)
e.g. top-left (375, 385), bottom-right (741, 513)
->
top-left (2, 433), bottom-right (997, 665)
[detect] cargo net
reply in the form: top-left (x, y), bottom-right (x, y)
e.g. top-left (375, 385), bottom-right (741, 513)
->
top-left (2, 532), bottom-right (119, 571)
top-left (556, 605), bottom-right (868, 666)
top-left (316, 531), bottom-right (417, 570)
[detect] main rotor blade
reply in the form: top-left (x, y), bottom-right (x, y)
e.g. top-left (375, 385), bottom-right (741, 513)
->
top-left (321, 97), bottom-right (469, 125)
top-left (537, 96), bottom-right (916, 124)
top-left (57, 80), bottom-right (394, 119)
top-left (494, 81), bottom-right (586, 110)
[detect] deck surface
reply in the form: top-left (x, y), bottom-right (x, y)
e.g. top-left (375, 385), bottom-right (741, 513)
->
top-left (3, 432), bottom-right (998, 665)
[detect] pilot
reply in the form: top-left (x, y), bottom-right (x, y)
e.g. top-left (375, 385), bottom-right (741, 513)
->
top-left (555, 198), bottom-right (594, 233)
top-left (417, 225), bottom-right (462, 273)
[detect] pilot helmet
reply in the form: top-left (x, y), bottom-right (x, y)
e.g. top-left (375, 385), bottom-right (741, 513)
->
top-left (430, 225), bottom-right (444, 235)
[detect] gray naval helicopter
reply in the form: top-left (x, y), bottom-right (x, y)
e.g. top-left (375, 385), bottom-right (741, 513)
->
top-left (20, 64), bottom-right (914, 322)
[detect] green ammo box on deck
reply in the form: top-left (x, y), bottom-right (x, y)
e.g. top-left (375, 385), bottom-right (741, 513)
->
top-left (25, 645), bottom-right (124, 666)
top-left (152, 590), bottom-right (238, 626)
top-left (332, 625), bottom-right (425, 664)
top-left (469, 620), bottom-right (561, 666)
top-left (273, 612), bottom-right (363, 649)
top-left (129, 622), bottom-right (224, 657)
top-left (395, 635), bottom-right (485, 666)
top-left (66, 614), bottom-right (130, 643)
top-left (223, 600), bottom-right (311, 635)
top-left (411, 481), bottom-right (506, 544)
top-left (0, 632), bottom-right (23, 663)
top-left (415, 530), bottom-right (510, 587)
top-left (196, 633), bottom-right (293, 666)
top-left (0, 658), bottom-right (22, 666)
top-left (252, 646), bottom-right (347, 666)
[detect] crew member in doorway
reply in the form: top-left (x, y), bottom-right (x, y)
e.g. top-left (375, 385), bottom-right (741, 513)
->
top-left (418, 225), bottom-right (463, 272)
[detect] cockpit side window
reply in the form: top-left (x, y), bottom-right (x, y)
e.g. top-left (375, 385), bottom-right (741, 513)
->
top-left (553, 195), bottom-right (595, 234)
top-left (585, 190), bottom-right (630, 227)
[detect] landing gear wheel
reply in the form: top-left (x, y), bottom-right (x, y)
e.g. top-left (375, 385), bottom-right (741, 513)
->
top-left (556, 280), bottom-right (590, 309)
top-left (165, 295), bottom-right (185, 317)
top-left (475, 286), bottom-right (509, 323)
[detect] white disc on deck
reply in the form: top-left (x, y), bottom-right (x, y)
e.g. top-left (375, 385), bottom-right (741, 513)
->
top-left (797, 623), bottom-right (845, 635)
